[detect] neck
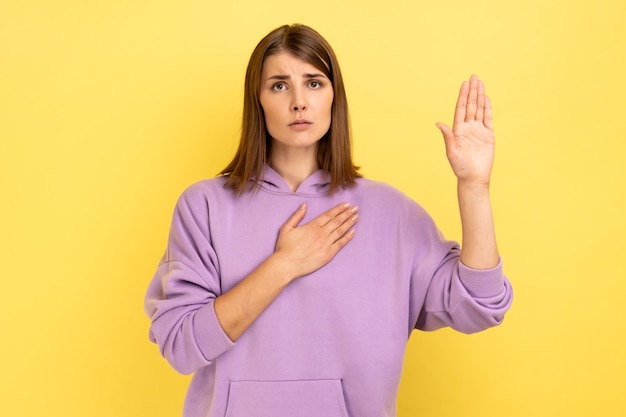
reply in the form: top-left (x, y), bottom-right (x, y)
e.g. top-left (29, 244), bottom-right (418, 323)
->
top-left (269, 148), bottom-right (319, 192)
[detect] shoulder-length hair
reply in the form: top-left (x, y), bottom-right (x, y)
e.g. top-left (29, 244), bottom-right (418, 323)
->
top-left (220, 24), bottom-right (361, 194)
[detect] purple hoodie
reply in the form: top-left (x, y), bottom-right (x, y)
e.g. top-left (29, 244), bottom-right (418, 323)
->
top-left (144, 166), bottom-right (513, 417)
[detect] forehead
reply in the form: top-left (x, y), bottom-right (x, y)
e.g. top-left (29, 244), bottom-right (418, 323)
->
top-left (261, 51), bottom-right (326, 77)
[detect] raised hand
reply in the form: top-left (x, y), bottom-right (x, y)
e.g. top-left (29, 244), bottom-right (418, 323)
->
top-left (436, 75), bottom-right (495, 186)
top-left (275, 202), bottom-right (359, 279)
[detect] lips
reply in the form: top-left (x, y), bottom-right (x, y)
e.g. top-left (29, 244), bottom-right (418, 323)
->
top-left (288, 119), bottom-right (313, 131)
top-left (289, 119), bottom-right (312, 126)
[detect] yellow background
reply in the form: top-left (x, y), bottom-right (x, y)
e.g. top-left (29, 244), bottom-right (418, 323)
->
top-left (1, 0), bottom-right (624, 416)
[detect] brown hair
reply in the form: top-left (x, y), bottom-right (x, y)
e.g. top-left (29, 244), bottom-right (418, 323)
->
top-left (220, 24), bottom-right (361, 194)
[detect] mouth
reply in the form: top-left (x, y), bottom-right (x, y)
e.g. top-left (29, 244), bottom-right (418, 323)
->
top-left (288, 119), bottom-right (312, 126)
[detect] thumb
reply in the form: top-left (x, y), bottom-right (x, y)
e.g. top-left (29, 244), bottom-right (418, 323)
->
top-left (282, 203), bottom-right (307, 230)
top-left (435, 122), bottom-right (455, 146)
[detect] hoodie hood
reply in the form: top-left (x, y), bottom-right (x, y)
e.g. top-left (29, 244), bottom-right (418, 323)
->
top-left (256, 165), bottom-right (331, 196)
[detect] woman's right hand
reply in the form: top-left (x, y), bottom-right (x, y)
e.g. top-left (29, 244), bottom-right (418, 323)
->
top-left (214, 202), bottom-right (358, 341)
top-left (274, 202), bottom-right (359, 280)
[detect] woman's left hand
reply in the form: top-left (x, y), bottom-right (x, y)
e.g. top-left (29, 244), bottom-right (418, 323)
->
top-left (436, 75), bottom-right (495, 186)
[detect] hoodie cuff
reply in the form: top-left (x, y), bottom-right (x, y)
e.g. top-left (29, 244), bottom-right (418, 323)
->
top-left (193, 300), bottom-right (236, 362)
top-left (458, 257), bottom-right (506, 298)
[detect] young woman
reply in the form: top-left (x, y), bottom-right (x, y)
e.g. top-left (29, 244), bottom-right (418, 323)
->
top-left (145, 24), bottom-right (513, 417)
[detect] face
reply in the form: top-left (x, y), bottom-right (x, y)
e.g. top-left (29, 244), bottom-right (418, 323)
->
top-left (259, 51), bottom-right (334, 157)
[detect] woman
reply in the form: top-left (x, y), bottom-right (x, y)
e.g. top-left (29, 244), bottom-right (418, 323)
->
top-left (145, 24), bottom-right (513, 417)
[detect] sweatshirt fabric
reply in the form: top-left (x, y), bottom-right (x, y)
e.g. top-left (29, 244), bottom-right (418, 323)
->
top-left (144, 166), bottom-right (513, 417)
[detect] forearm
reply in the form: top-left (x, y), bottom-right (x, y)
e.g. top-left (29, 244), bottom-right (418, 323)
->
top-left (213, 253), bottom-right (296, 342)
top-left (214, 202), bottom-right (357, 342)
top-left (457, 181), bottom-right (500, 269)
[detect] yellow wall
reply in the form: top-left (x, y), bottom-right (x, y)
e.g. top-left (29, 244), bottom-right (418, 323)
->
top-left (1, 1), bottom-right (624, 416)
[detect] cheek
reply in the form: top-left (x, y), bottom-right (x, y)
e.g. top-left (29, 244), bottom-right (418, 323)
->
top-left (325, 90), bottom-right (334, 112)
top-left (260, 102), bottom-right (278, 125)
top-left (324, 95), bottom-right (334, 120)
top-left (260, 104), bottom-right (282, 138)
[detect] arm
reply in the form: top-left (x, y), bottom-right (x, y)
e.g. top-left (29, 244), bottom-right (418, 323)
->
top-left (215, 202), bottom-right (359, 341)
top-left (436, 75), bottom-right (499, 269)
top-left (145, 195), bottom-right (358, 374)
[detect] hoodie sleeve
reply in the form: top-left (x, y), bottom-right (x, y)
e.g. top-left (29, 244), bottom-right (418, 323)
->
top-left (144, 183), bottom-right (235, 375)
top-left (409, 204), bottom-right (513, 334)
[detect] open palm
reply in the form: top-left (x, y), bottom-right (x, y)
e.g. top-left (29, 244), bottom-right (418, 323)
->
top-left (436, 75), bottom-right (495, 186)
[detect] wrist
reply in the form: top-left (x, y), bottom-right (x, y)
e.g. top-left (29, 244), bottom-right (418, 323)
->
top-left (457, 179), bottom-right (491, 194)
top-left (266, 252), bottom-right (299, 286)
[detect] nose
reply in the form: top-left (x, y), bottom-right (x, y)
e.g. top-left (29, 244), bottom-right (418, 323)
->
top-left (291, 88), bottom-right (307, 111)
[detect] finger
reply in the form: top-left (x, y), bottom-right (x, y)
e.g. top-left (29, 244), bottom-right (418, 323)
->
top-left (453, 80), bottom-right (469, 127)
top-left (436, 122), bottom-right (455, 147)
top-left (329, 210), bottom-right (359, 240)
top-left (330, 228), bottom-right (356, 252)
top-left (465, 75), bottom-right (478, 122)
top-left (282, 203), bottom-right (307, 230)
top-left (323, 204), bottom-right (359, 235)
top-left (475, 78), bottom-right (485, 122)
top-left (314, 202), bottom-right (352, 228)
top-left (484, 95), bottom-right (493, 131)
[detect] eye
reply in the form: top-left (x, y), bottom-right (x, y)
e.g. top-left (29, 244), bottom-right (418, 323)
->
top-left (272, 82), bottom-right (287, 91)
top-left (309, 80), bottom-right (323, 89)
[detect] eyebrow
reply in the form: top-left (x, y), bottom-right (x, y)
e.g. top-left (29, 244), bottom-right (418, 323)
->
top-left (265, 73), bottom-right (327, 81)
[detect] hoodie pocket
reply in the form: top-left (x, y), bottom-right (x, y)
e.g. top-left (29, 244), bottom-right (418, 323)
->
top-left (224, 379), bottom-right (349, 417)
